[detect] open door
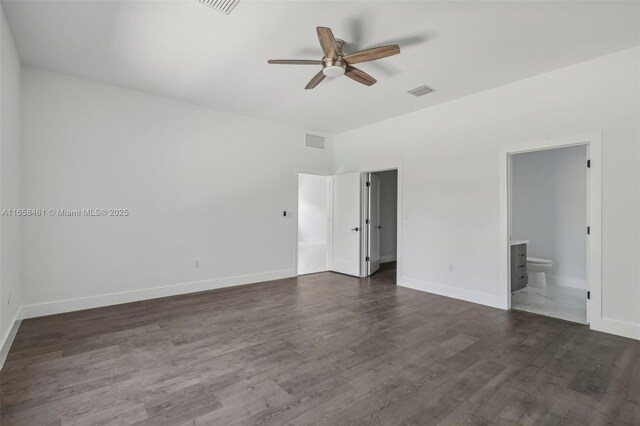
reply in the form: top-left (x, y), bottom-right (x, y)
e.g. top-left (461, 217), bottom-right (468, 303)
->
top-left (328, 173), bottom-right (361, 276)
top-left (367, 173), bottom-right (381, 275)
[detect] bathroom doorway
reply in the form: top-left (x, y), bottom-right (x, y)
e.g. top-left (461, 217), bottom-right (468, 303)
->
top-left (508, 144), bottom-right (588, 324)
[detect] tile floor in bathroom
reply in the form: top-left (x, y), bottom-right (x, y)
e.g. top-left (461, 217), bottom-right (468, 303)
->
top-left (511, 283), bottom-right (587, 324)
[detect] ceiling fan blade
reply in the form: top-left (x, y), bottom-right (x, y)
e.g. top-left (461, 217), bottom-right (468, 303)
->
top-left (316, 27), bottom-right (338, 59)
top-left (305, 70), bottom-right (326, 90)
top-left (343, 45), bottom-right (400, 64)
top-left (268, 59), bottom-right (323, 65)
top-left (345, 66), bottom-right (377, 86)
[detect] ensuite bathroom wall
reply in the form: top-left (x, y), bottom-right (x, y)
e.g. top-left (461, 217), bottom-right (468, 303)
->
top-left (511, 145), bottom-right (587, 289)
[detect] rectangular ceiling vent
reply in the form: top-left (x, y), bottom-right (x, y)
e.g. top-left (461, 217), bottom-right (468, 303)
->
top-left (305, 134), bottom-right (325, 149)
top-left (197, 0), bottom-right (241, 15)
top-left (407, 85), bottom-right (436, 97)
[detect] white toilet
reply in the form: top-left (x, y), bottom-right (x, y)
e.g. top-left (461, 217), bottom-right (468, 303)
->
top-left (526, 257), bottom-right (553, 289)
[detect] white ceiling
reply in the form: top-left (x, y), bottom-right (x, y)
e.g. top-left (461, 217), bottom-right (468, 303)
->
top-left (3, 0), bottom-right (639, 133)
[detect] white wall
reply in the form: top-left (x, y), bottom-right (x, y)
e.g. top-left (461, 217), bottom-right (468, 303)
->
top-left (297, 173), bottom-right (328, 275)
top-left (20, 67), bottom-right (332, 316)
top-left (1, 5), bottom-right (22, 364)
top-left (512, 145), bottom-right (587, 287)
top-left (374, 170), bottom-right (397, 262)
top-left (10, 42), bottom-right (640, 341)
top-left (333, 47), bottom-right (640, 338)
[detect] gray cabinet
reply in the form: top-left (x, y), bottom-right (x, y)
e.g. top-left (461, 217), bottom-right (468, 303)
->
top-left (510, 243), bottom-right (528, 292)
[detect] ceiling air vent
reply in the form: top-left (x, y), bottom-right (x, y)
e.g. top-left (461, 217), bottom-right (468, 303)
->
top-left (407, 85), bottom-right (436, 97)
top-left (305, 134), bottom-right (325, 149)
top-left (197, 0), bottom-right (241, 15)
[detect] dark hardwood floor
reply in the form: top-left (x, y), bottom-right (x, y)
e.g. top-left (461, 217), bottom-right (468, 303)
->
top-left (1, 265), bottom-right (638, 425)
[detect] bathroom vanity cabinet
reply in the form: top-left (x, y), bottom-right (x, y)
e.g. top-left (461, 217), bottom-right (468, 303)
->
top-left (510, 243), bottom-right (528, 292)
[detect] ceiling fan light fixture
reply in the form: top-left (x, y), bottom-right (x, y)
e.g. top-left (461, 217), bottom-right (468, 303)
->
top-left (322, 58), bottom-right (346, 78)
top-left (323, 65), bottom-right (346, 78)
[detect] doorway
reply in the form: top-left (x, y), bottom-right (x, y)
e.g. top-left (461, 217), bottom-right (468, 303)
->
top-left (365, 170), bottom-right (398, 277)
top-left (500, 133), bottom-right (602, 330)
top-left (297, 173), bottom-right (329, 275)
top-left (509, 145), bottom-right (588, 324)
top-left (324, 168), bottom-right (401, 281)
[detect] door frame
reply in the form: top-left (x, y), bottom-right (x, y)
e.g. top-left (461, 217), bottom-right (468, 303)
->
top-left (356, 163), bottom-right (402, 281)
top-left (499, 132), bottom-right (601, 328)
top-left (365, 172), bottom-right (382, 276)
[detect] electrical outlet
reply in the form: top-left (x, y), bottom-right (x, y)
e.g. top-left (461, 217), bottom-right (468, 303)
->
top-left (194, 259), bottom-right (200, 268)
top-left (449, 264), bottom-right (454, 272)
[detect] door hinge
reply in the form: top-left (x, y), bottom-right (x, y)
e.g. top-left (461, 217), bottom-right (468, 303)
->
top-left (366, 181), bottom-right (371, 187)
top-left (587, 159), bottom-right (591, 168)
top-left (365, 218), bottom-right (370, 224)
top-left (587, 226), bottom-right (591, 235)
top-left (366, 256), bottom-right (370, 261)
top-left (587, 291), bottom-right (591, 300)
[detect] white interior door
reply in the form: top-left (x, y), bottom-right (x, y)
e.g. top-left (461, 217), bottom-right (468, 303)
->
top-left (368, 174), bottom-right (381, 275)
top-left (328, 173), bottom-right (361, 276)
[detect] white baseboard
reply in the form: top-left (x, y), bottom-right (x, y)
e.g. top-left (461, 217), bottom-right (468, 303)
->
top-left (1, 307), bottom-right (22, 370)
top-left (399, 276), bottom-right (503, 309)
top-left (546, 274), bottom-right (587, 289)
top-left (379, 255), bottom-right (397, 264)
top-left (297, 268), bottom-right (329, 276)
top-left (21, 269), bottom-right (296, 319)
top-left (591, 316), bottom-right (640, 340)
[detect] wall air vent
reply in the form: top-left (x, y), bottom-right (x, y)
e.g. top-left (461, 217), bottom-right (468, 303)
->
top-left (305, 134), bottom-right (325, 149)
top-left (196, 0), bottom-right (241, 15)
top-left (407, 85), bottom-right (436, 97)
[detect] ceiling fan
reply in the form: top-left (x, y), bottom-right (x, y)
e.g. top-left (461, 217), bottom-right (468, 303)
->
top-left (268, 27), bottom-right (400, 90)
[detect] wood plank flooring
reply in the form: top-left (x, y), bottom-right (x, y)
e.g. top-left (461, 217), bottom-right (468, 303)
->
top-left (1, 263), bottom-right (639, 425)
